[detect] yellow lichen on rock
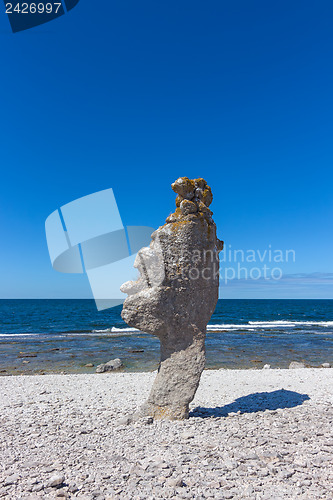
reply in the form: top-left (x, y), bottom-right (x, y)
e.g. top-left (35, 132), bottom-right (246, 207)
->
top-left (171, 177), bottom-right (196, 199)
top-left (152, 405), bottom-right (189, 420)
top-left (167, 177), bottom-right (214, 224)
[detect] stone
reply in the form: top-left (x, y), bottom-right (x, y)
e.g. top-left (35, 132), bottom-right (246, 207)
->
top-left (171, 177), bottom-right (196, 200)
top-left (208, 480), bottom-right (221, 489)
top-left (263, 364), bottom-right (271, 369)
top-left (47, 474), bottom-right (65, 488)
top-left (181, 431), bottom-right (195, 439)
top-left (121, 177), bottom-right (223, 420)
top-left (85, 363), bottom-right (94, 367)
top-left (180, 199), bottom-right (198, 215)
top-left (139, 416), bottom-right (154, 425)
top-left (321, 363), bottom-right (331, 368)
top-left (56, 489), bottom-right (68, 497)
top-left (96, 359), bottom-right (123, 373)
top-left (21, 461), bottom-right (41, 468)
top-left (279, 469), bottom-right (295, 479)
top-left (166, 476), bottom-right (185, 488)
top-left (289, 361), bottom-right (306, 369)
top-left (294, 457), bottom-right (307, 467)
top-left (4, 474), bottom-right (20, 485)
top-left (68, 483), bottom-right (79, 493)
top-left (115, 416), bottom-right (132, 426)
top-left (31, 484), bottom-right (44, 492)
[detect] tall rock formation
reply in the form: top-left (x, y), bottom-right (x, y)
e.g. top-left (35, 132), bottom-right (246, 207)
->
top-left (121, 177), bottom-right (223, 420)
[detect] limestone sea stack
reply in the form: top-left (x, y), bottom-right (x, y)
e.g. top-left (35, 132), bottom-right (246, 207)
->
top-left (120, 177), bottom-right (223, 420)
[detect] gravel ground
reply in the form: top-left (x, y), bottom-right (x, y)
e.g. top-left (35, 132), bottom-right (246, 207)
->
top-left (1, 368), bottom-right (333, 500)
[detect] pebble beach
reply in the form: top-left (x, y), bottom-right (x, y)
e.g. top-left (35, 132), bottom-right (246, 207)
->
top-left (1, 368), bottom-right (333, 500)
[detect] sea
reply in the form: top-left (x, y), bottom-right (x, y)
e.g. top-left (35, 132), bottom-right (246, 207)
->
top-left (0, 299), bottom-right (333, 375)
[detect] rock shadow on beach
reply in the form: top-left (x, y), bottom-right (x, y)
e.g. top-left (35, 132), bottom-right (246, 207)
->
top-left (190, 389), bottom-right (310, 418)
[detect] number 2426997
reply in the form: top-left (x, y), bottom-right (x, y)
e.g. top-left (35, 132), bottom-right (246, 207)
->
top-left (5, 3), bottom-right (62, 14)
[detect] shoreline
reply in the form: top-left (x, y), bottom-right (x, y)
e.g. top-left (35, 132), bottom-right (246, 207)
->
top-left (2, 299), bottom-right (333, 379)
top-left (1, 369), bottom-right (333, 499)
top-left (0, 361), bottom-right (333, 379)
top-left (1, 361), bottom-right (332, 377)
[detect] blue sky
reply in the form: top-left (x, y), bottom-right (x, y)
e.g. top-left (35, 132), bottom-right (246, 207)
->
top-left (0, 0), bottom-right (332, 298)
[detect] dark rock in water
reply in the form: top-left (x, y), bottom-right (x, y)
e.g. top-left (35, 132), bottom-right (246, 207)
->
top-left (17, 352), bottom-right (37, 358)
top-left (96, 358), bottom-right (123, 373)
top-left (121, 177), bottom-right (223, 420)
top-left (289, 361), bottom-right (306, 369)
top-left (129, 349), bottom-right (144, 353)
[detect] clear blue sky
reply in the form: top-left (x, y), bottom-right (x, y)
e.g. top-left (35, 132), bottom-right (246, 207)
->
top-left (0, 1), bottom-right (332, 298)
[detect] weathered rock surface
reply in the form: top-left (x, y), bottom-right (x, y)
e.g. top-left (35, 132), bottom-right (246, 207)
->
top-left (96, 358), bottom-right (123, 373)
top-left (121, 177), bottom-right (223, 420)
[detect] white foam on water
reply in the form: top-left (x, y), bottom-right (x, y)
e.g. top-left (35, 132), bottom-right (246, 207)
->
top-left (2, 320), bottom-right (332, 339)
top-left (249, 320), bottom-right (333, 328)
top-left (89, 321), bottom-right (333, 335)
top-left (207, 324), bottom-right (247, 331)
top-left (207, 320), bottom-right (333, 331)
top-left (0, 333), bottom-right (38, 338)
top-left (92, 326), bottom-right (140, 334)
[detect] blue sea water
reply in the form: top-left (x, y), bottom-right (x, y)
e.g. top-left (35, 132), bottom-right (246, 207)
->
top-left (0, 299), bottom-right (332, 374)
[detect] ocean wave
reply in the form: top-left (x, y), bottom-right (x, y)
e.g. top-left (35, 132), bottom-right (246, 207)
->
top-left (92, 327), bottom-right (139, 334)
top-left (207, 320), bottom-right (333, 331)
top-left (249, 320), bottom-right (333, 328)
top-left (0, 333), bottom-right (39, 338)
top-left (2, 320), bottom-right (331, 339)
top-left (91, 320), bottom-right (333, 335)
